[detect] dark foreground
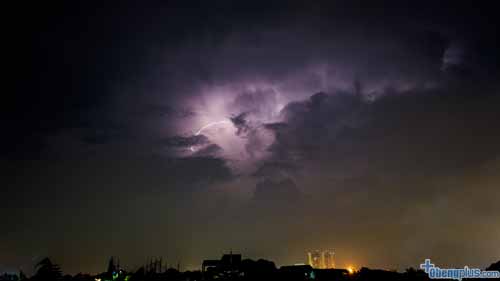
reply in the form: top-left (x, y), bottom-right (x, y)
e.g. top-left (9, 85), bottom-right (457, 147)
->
top-left (1, 258), bottom-right (499, 281)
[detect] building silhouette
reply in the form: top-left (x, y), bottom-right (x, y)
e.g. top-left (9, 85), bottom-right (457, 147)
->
top-left (202, 252), bottom-right (241, 279)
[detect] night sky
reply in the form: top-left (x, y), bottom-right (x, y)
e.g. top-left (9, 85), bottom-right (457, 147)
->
top-left (2, 0), bottom-right (500, 275)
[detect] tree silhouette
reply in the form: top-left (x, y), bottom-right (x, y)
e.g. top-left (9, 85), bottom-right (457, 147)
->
top-left (19, 270), bottom-right (27, 281)
top-left (107, 257), bottom-right (117, 274)
top-left (486, 261), bottom-right (500, 271)
top-left (33, 258), bottom-right (62, 281)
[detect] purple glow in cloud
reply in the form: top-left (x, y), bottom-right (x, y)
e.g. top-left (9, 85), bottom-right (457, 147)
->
top-left (177, 82), bottom-right (288, 173)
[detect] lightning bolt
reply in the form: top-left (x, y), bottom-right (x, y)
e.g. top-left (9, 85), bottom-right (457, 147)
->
top-left (190, 120), bottom-right (231, 152)
top-left (195, 120), bottom-right (231, 136)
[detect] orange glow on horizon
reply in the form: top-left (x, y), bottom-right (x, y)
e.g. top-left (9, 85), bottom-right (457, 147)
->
top-left (347, 266), bottom-right (355, 274)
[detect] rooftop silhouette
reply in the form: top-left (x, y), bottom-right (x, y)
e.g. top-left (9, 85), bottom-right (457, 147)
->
top-left (1, 255), bottom-right (498, 281)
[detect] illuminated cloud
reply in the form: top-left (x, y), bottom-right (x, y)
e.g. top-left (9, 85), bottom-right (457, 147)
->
top-left (3, 0), bottom-right (500, 274)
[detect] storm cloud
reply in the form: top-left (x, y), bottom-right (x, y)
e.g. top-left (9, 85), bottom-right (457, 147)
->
top-left (3, 0), bottom-right (500, 275)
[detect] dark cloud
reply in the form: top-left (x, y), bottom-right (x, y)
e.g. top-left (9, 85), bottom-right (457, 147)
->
top-left (230, 88), bottom-right (279, 120)
top-left (268, 88), bottom-right (500, 175)
top-left (5, 0), bottom-right (500, 274)
top-left (230, 112), bottom-right (252, 136)
top-left (135, 104), bottom-right (196, 119)
top-left (161, 135), bottom-right (210, 148)
top-left (81, 129), bottom-right (123, 145)
top-left (252, 161), bottom-right (298, 181)
top-left (191, 144), bottom-right (223, 158)
top-left (252, 178), bottom-right (302, 204)
top-left (247, 83), bottom-right (500, 267)
top-left (165, 156), bottom-right (234, 185)
top-left (228, 89), bottom-right (281, 160)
